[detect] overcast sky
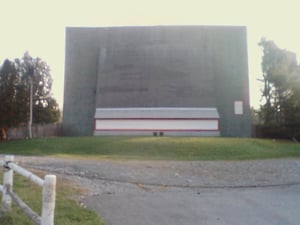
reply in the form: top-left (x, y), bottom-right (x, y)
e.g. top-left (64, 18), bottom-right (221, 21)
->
top-left (0, 0), bottom-right (299, 109)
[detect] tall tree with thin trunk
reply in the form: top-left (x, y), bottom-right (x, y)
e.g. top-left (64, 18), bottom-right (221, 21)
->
top-left (0, 52), bottom-right (60, 140)
top-left (258, 38), bottom-right (300, 138)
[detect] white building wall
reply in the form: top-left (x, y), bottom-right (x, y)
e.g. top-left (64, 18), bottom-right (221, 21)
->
top-left (94, 107), bottom-right (220, 136)
top-left (95, 119), bottom-right (219, 131)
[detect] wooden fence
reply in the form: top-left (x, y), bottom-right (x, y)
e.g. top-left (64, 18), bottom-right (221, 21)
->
top-left (7, 123), bottom-right (62, 140)
top-left (0, 155), bottom-right (56, 225)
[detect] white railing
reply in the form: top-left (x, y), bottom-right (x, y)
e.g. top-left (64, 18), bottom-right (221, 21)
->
top-left (0, 155), bottom-right (56, 225)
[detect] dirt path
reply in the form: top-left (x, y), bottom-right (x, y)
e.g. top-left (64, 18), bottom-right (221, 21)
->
top-left (14, 157), bottom-right (300, 225)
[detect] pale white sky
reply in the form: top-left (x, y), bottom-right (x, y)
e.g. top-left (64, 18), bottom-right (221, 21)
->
top-left (0, 0), bottom-right (299, 109)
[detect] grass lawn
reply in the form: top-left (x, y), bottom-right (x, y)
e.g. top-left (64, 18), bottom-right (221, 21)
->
top-left (0, 137), bottom-right (300, 160)
top-left (0, 137), bottom-right (299, 224)
top-left (0, 170), bottom-right (105, 225)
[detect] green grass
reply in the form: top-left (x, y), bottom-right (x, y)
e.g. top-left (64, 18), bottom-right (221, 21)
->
top-left (0, 171), bottom-right (105, 225)
top-left (0, 137), bottom-right (299, 224)
top-left (0, 137), bottom-right (300, 160)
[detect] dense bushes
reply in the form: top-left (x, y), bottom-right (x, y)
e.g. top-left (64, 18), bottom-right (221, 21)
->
top-left (255, 125), bottom-right (300, 141)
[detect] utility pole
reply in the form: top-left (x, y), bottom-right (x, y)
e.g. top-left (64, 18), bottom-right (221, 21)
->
top-left (28, 66), bottom-right (34, 139)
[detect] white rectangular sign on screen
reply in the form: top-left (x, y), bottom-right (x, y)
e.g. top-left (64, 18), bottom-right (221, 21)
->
top-left (234, 101), bottom-right (243, 115)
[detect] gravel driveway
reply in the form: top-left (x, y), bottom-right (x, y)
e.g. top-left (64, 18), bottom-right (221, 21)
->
top-left (15, 157), bottom-right (300, 225)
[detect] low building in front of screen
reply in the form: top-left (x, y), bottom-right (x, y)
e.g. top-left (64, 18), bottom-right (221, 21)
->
top-left (63, 26), bottom-right (252, 137)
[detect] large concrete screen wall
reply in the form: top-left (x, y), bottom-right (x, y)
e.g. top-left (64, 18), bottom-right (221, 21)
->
top-left (63, 26), bottom-right (251, 137)
top-left (96, 28), bottom-right (216, 107)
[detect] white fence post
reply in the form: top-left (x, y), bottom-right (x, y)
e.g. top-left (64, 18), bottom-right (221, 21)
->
top-left (2, 155), bottom-right (14, 211)
top-left (41, 175), bottom-right (56, 225)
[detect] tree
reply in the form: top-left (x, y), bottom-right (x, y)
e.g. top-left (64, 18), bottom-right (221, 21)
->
top-left (16, 52), bottom-right (60, 124)
top-left (0, 52), bottom-right (60, 139)
top-left (258, 38), bottom-right (300, 139)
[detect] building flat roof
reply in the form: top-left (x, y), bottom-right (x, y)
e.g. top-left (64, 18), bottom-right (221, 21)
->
top-left (95, 108), bottom-right (219, 119)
